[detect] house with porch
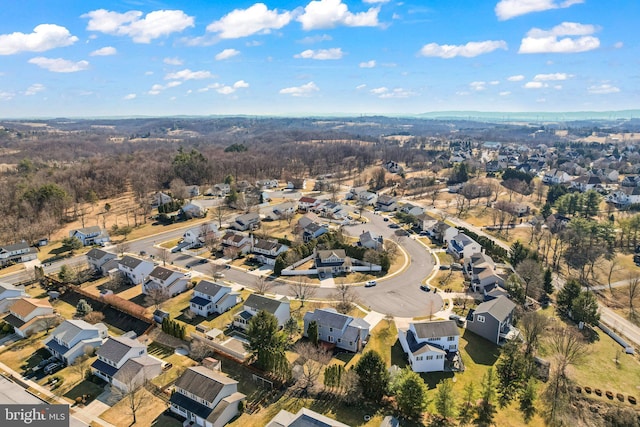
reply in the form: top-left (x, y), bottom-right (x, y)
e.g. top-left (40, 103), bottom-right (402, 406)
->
top-left (303, 308), bottom-right (369, 352)
top-left (3, 297), bottom-right (57, 338)
top-left (69, 226), bottom-right (110, 246)
top-left (118, 256), bottom-right (155, 285)
top-left (86, 248), bottom-right (118, 276)
top-left (233, 294), bottom-right (290, 331)
top-left (466, 296), bottom-right (517, 345)
top-left (44, 319), bottom-right (108, 365)
top-left (0, 241), bottom-right (37, 267)
top-left (169, 366), bottom-right (245, 427)
top-left (190, 281), bottom-right (240, 317)
top-left (142, 266), bottom-right (189, 297)
top-left (315, 249), bottom-right (351, 275)
top-left (398, 320), bottom-right (460, 372)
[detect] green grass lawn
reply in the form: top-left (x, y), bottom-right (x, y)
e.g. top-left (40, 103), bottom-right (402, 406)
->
top-left (150, 414), bottom-right (183, 427)
top-left (63, 376), bottom-right (106, 404)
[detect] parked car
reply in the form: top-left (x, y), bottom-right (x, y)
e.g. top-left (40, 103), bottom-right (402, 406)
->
top-left (213, 272), bottom-right (225, 278)
top-left (389, 223), bottom-right (400, 229)
top-left (383, 217), bottom-right (389, 222)
top-left (199, 258), bottom-right (208, 264)
top-left (365, 280), bottom-right (377, 287)
top-left (450, 263), bottom-right (463, 271)
top-left (420, 284), bottom-right (431, 292)
top-left (439, 264), bottom-right (451, 270)
top-left (44, 362), bottom-right (63, 375)
top-left (449, 314), bottom-right (466, 326)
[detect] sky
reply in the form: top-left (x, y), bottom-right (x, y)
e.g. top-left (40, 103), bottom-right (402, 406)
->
top-left (0, 0), bottom-right (638, 117)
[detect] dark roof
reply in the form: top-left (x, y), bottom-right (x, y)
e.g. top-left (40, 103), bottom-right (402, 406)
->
top-left (174, 366), bottom-right (237, 403)
top-left (245, 294), bottom-right (286, 314)
top-left (317, 249), bottom-right (346, 261)
top-left (96, 335), bottom-right (142, 364)
top-left (237, 310), bottom-right (252, 320)
top-left (45, 339), bottom-right (69, 355)
top-left (91, 358), bottom-right (118, 377)
top-left (412, 321), bottom-right (459, 339)
top-left (0, 242), bottom-right (31, 252)
top-left (119, 255), bottom-right (144, 269)
top-left (474, 296), bottom-right (516, 322)
top-left (3, 314), bottom-right (25, 328)
top-left (170, 391), bottom-right (212, 420)
top-left (253, 239), bottom-right (281, 251)
top-left (190, 296), bottom-right (211, 307)
top-left (86, 248), bottom-right (112, 261)
top-left (404, 329), bottom-right (444, 356)
top-left (150, 266), bottom-right (178, 281)
top-left (193, 280), bottom-right (225, 298)
top-left (305, 309), bottom-right (349, 330)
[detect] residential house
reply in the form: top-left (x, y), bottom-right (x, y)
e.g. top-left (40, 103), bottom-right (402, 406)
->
top-left (621, 175), bottom-right (640, 187)
top-left (303, 308), bottom-right (369, 352)
top-left (359, 231), bottom-right (383, 250)
top-left (375, 195), bottom-right (398, 212)
top-left (251, 238), bottom-right (288, 266)
top-left (86, 248), bottom-right (118, 276)
top-left (232, 212), bottom-right (260, 231)
top-left (357, 191), bottom-right (378, 206)
top-left (297, 212), bottom-right (321, 229)
top-left (398, 320), bottom-right (460, 372)
top-left (267, 408), bottom-right (350, 427)
top-left (3, 297), bottom-right (57, 338)
top-left (118, 256), bottom-right (155, 285)
top-left (542, 169), bottom-right (571, 185)
top-left (416, 213), bottom-right (438, 232)
top-left (606, 187), bottom-right (640, 207)
top-left (186, 185), bottom-right (200, 198)
top-left (512, 203), bottom-right (530, 217)
top-left (485, 160), bottom-right (504, 173)
top-left (151, 192), bottom-right (172, 208)
top-left (545, 214), bottom-right (571, 233)
top-left (0, 282), bottom-right (27, 313)
top-left (182, 201), bottom-right (207, 219)
top-left (213, 183), bottom-right (231, 197)
top-left (169, 366), bottom-right (245, 427)
top-left (221, 231), bottom-right (252, 255)
top-left (183, 223), bottom-right (220, 248)
top-left (466, 296), bottom-right (517, 345)
top-left (189, 280), bottom-right (240, 317)
top-left (44, 319), bottom-right (108, 365)
top-left (262, 201), bottom-right (297, 221)
top-left (426, 222), bottom-right (457, 244)
top-left (286, 178), bottom-right (307, 190)
top-left (69, 226), bottom-right (110, 246)
top-left (298, 197), bottom-right (320, 212)
top-left (257, 179), bottom-right (279, 189)
top-left (345, 186), bottom-right (368, 201)
top-left (447, 232), bottom-right (482, 259)
top-left (315, 249), bottom-right (352, 275)
top-left (316, 201), bottom-right (345, 219)
top-left (91, 334), bottom-right (162, 391)
top-left (142, 266), bottom-right (189, 296)
top-left (465, 252), bottom-right (504, 293)
top-left (400, 203), bottom-right (425, 217)
top-left (384, 161), bottom-right (402, 173)
top-left (0, 241), bottom-right (37, 267)
top-left (570, 175), bottom-right (603, 192)
top-left (234, 294), bottom-right (290, 331)
top-left (302, 221), bottom-right (329, 243)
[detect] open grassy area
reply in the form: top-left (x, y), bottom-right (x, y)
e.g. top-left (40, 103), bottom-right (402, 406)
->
top-left (436, 252), bottom-right (453, 264)
top-left (0, 263), bottom-right (25, 276)
top-left (0, 331), bottom-right (48, 371)
top-left (159, 238), bottom-right (180, 249)
top-left (435, 270), bottom-right (466, 292)
top-left (100, 388), bottom-right (168, 427)
top-left (63, 375), bottom-right (106, 404)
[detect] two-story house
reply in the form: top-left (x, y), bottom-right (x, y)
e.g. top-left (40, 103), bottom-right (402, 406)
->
top-left (232, 213), bottom-right (260, 231)
top-left (118, 255), bottom-right (155, 285)
top-left (169, 366), bottom-right (245, 427)
top-left (466, 296), bottom-right (517, 345)
top-left (257, 179), bottom-right (279, 189)
top-left (183, 223), bottom-right (220, 249)
top-left (182, 201), bottom-right (207, 219)
top-left (606, 187), bottom-right (640, 208)
top-left (234, 294), bottom-right (290, 331)
top-left (0, 282), bottom-right (27, 313)
top-left (151, 192), bottom-right (173, 208)
top-left (69, 226), bottom-right (110, 246)
top-left (298, 196), bottom-right (320, 212)
top-left (263, 201), bottom-right (297, 221)
top-left (570, 175), bottom-right (603, 192)
top-left (400, 203), bottom-right (425, 217)
top-left (0, 241), bottom-right (37, 267)
top-left (91, 334), bottom-right (162, 391)
top-left (315, 250), bottom-right (351, 275)
top-left (426, 222), bottom-right (458, 244)
top-left (447, 232), bottom-right (482, 259)
top-left (190, 281), bottom-right (240, 317)
top-left (221, 231), bottom-right (252, 255)
top-left (398, 320), bottom-right (460, 372)
top-left (86, 248), bottom-right (118, 276)
top-left (213, 183), bottom-right (231, 197)
top-left (302, 221), bottom-right (329, 243)
top-left (375, 194), bottom-right (398, 212)
top-left (303, 308), bottom-right (370, 353)
top-left (357, 191), bottom-right (378, 206)
top-left (465, 252), bottom-right (504, 293)
top-left (416, 213), bottom-right (438, 232)
top-left (143, 266), bottom-right (189, 296)
top-left (359, 231), bottom-right (383, 250)
top-left (44, 319), bottom-right (108, 365)
top-left (542, 169), bottom-right (571, 185)
top-left (251, 238), bottom-right (288, 266)
top-left (3, 297), bottom-right (57, 338)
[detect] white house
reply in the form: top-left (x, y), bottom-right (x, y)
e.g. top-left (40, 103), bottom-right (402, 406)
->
top-left (251, 238), bottom-right (288, 266)
top-left (118, 256), bottom-right (155, 285)
top-left (44, 319), bottom-right (108, 365)
top-left (298, 196), bottom-right (320, 212)
top-left (189, 280), bottom-right (240, 317)
top-left (0, 282), bottom-right (27, 313)
top-left (303, 308), bottom-right (369, 353)
top-left (91, 334), bottom-right (162, 391)
top-left (182, 201), bottom-right (207, 219)
top-left (69, 226), bottom-right (110, 246)
top-left (357, 191), bottom-right (378, 206)
top-left (183, 223), bottom-right (220, 248)
top-left (232, 213), bottom-right (260, 231)
top-left (142, 266), bottom-right (189, 296)
top-left (376, 194), bottom-right (398, 212)
top-left (234, 294), bottom-right (290, 331)
top-left (221, 231), bottom-right (252, 254)
top-left (465, 252), bottom-right (504, 293)
top-left (606, 187), bottom-right (640, 207)
top-left (570, 175), bottom-right (602, 192)
top-left (3, 297), bottom-right (57, 338)
top-left (0, 241), bottom-right (37, 267)
top-left (542, 169), bottom-right (571, 185)
top-left (359, 231), bottom-right (383, 250)
top-left (86, 248), bottom-right (118, 276)
top-left (213, 183), bottom-right (231, 197)
top-left (169, 366), bottom-right (245, 427)
top-left (257, 179), bottom-right (279, 189)
top-left (398, 321), bottom-right (460, 372)
top-left (448, 232), bottom-right (482, 259)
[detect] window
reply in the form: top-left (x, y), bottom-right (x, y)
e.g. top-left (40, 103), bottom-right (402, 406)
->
top-left (329, 327), bottom-right (333, 332)
top-left (476, 315), bottom-right (485, 323)
top-left (328, 336), bottom-right (334, 343)
top-left (426, 355), bottom-right (433, 360)
top-left (447, 336), bottom-right (455, 341)
top-left (428, 337), bottom-right (439, 342)
top-left (436, 355), bottom-right (444, 359)
top-left (416, 356), bottom-right (423, 361)
top-left (337, 339), bottom-right (341, 343)
top-left (449, 344), bottom-right (457, 350)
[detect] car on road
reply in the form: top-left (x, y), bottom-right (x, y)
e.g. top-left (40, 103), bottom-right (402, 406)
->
top-left (365, 280), bottom-right (377, 287)
top-left (213, 272), bottom-right (225, 278)
top-left (439, 264), bottom-right (451, 270)
top-left (198, 258), bottom-right (208, 264)
top-left (420, 284), bottom-right (431, 292)
top-left (450, 263), bottom-right (463, 271)
top-left (383, 217), bottom-right (389, 222)
top-left (389, 223), bottom-right (400, 229)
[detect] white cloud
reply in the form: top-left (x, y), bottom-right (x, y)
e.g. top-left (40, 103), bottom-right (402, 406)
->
top-left (298, 0), bottom-right (380, 30)
top-left (83, 9), bottom-right (194, 43)
top-left (534, 72), bottom-right (572, 81)
top-left (25, 83), bottom-right (45, 95)
top-left (519, 22), bottom-right (600, 54)
top-left (148, 81), bottom-right (182, 95)
top-left (90, 46), bottom-right (117, 56)
top-left (496, 0), bottom-right (584, 21)
top-left (163, 57), bottom-right (183, 65)
top-left (165, 69), bottom-right (214, 80)
top-left (279, 81), bottom-right (319, 96)
top-left (489, 81), bottom-right (500, 85)
top-left (359, 60), bottom-right (376, 68)
top-left (507, 74), bottom-right (525, 81)
top-left (246, 40), bottom-right (263, 47)
top-left (523, 81), bottom-right (547, 89)
top-left (215, 48), bottom-right (240, 60)
top-left (295, 48), bottom-right (344, 60)
top-left (166, 81), bottom-right (182, 88)
top-left (499, 91), bottom-right (511, 96)
top-left (356, 84), bottom-right (367, 90)
top-left (0, 24), bottom-right (78, 55)
top-left (379, 88), bottom-right (415, 99)
top-left (216, 80), bottom-right (250, 95)
top-left (123, 93), bottom-right (137, 100)
top-left (0, 91), bottom-right (14, 101)
top-left (588, 84), bottom-right (620, 94)
top-left (206, 3), bottom-right (292, 39)
top-left (145, 71), bottom-right (154, 76)
top-left (470, 81), bottom-right (486, 91)
top-left (363, 0), bottom-right (390, 3)
top-left (370, 87), bottom-right (388, 94)
top-left (554, 85), bottom-right (563, 90)
top-left (419, 40), bottom-right (507, 58)
top-left (298, 34), bottom-right (332, 43)
top-left (28, 57), bottom-right (89, 73)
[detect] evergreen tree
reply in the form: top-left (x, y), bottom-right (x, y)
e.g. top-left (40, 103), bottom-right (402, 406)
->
top-left (477, 368), bottom-right (496, 425)
top-left (519, 379), bottom-right (537, 422)
top-left (307, 320), bottom-right (319, 347)
top-left (543, 268), bottom-right (554, 295)
top-left (572, 291), bottom-right (600, 326)
top-left (496, 342), bottom-right (526, 407)
top-left (75, 299), bottom-right (93, 317)
top-left (509, 241), bottom-right (529, 267)
top-left (458, 382), bottom-right (476, 426)
top-left (435, 378), bottom-right (456, 422)
top-left (541, 202), bottom-right (552, 219)
top-left (394, 368), bottom-right (428, 419)
top-left (354, 350), bottom-right (389, 402)
top-left (557, 279), bottom-right (582, 315)
top-left (245, 310), bottom-right (289, 375)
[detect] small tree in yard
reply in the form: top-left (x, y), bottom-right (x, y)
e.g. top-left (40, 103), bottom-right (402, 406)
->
top-left (289, 277), bottom-right (316, 307)
top-left (434, 378), bottom-right (456, 424)
top-left (254, 276), bottom-right (273, 295)
top-left (477, 368), bottom-right (496, 425)
top-left (354, 350), bottom-right (389, 403)
top-left (458, 382), bottom-right (475, 426)
top-left (543, 268), bottom-right (554, 295)
top-left (393, 367), bottom-right (429, 420)
top-left (496, 341), bottom-right (526, 408)
top-left (113, 372), bottom-right (151, 425)
top-left (71, 345), bottom-right (95, 379)
top-left (75, 299), bottom-right (93, 317)
top-left (306, 320), bottom-right (319, 347)
top-left (556, 279), bottom-right (582, 315)
top-left (245, 310), bottom-right (289, 378)
top-left (83, 311), bottom-right (105, 325)
top-left (144, 288), bottom-right (169, 310)
top-left (571, 291), bottom-right (600, 327)
top-left (294, 341), bottom-right (331, 391)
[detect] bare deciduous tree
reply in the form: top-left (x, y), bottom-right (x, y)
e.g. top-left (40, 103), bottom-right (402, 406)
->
top-left (83, 311), bottom-right (105, 324)
top-left (289, 277), bottom-right (316, 307)
top-left (116, 241), bottom-right (130, 257)
top-left (144, 288), bottom-right (169, 310)
top-left (294, 341), bottom-right (332, 391)
top-left (332, 280), bottom-right (356, 314)
top-left (520, 311), bottom-right (549, 356)
top-left (156, 247), bottom-right (170, 266)
top-left (113, 373), bottom-right (151, 425)
top-left (254, 275), bottom-right (273, 295)
top-left (189, 340), bottom-right (214, 362)
top-left (627, 275), bottom-right (640, 318)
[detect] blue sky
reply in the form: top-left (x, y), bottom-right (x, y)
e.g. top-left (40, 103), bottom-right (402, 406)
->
top-left (0, 0), bottom-right (637, 117)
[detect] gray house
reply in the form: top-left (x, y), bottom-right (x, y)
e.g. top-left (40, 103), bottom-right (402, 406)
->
top-left (303, 308), bottom-right (369, 352)
top-left (233, 294), bottom-right (290, 331)
top-left (86, 248), bottom-right (117, 276)
top-left (190, 280), bottom-right (240, 317)
top-left (466, 296), bottom-right (517, 345)
top-left (44, 319), bottom-right (108, 365)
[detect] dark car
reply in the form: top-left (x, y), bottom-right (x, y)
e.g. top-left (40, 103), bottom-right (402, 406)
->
top-left (199, 258), bottom-right (208, 264)
top-left (389, 223), bottom-right (400, 229)
top-left (420, 284), bottom-right (431, 292)
top-left (450, 263), bottom-right (463, 271)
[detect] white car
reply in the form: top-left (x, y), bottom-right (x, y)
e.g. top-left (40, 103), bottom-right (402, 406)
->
top-left (365, 280), bottom-right (377, 287)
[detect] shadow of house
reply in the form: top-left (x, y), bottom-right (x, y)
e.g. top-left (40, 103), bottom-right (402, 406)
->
top-left (461, 329), bottom-right (500, 366)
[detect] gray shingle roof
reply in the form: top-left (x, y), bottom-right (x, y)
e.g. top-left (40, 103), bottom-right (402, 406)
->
top-left (150, 266), bottom-right (179, 281)
top-left (96, 335), bottom-right (143, 365)
top-left (119, 255), bottom-right (145, 269)
top-left (86, 248), bottom-right (112, 261)
top-left (174, 366), bottom-right (237, 404)
top-left (193, 280), bottom-right (226, 298)
top-left (474, 296), bottom-right (516, 322)
top-left (245, 294), bottom-right (286, 314)
top-left (412, 320), bottom-right (459, 340)
top-left (304, 308), bottom-right (349, 330)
